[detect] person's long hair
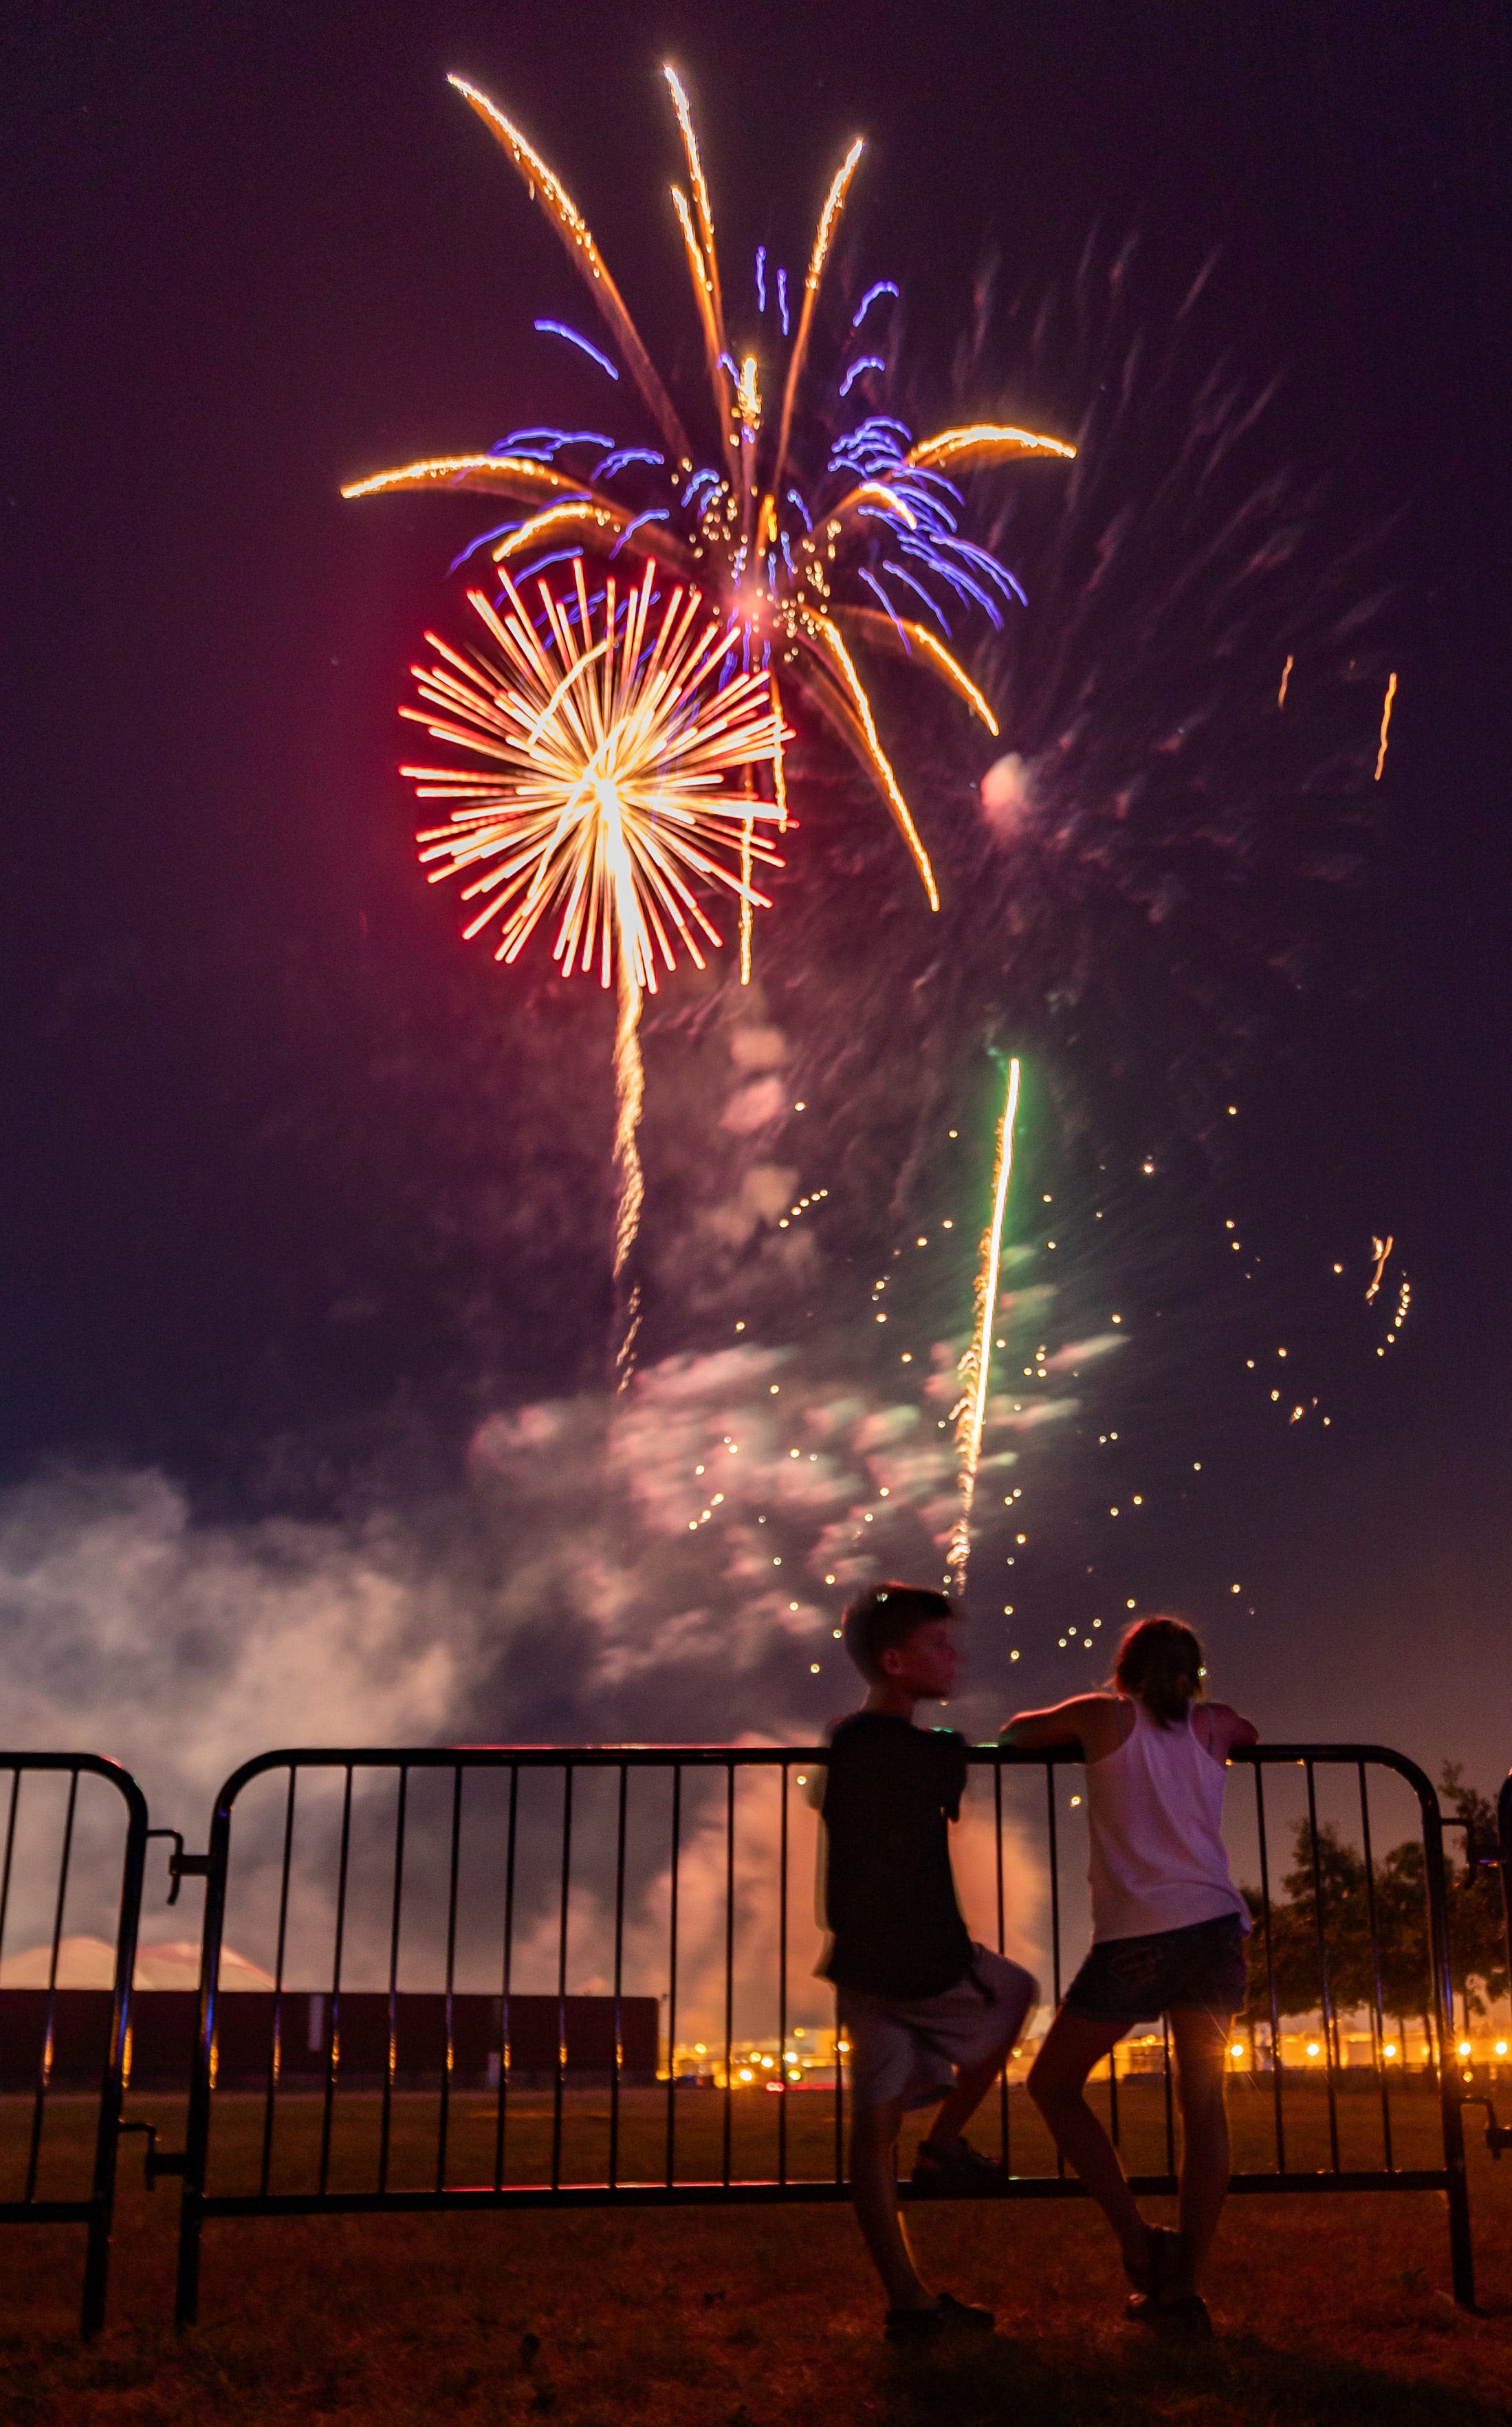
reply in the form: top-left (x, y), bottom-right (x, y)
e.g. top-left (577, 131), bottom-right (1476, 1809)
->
top-left (1113, 1615), bottom-right (1205, 1727)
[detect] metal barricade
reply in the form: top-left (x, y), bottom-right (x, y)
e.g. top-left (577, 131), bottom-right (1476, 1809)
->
top-left (169, 1741), bottom-right (1474, 2325)
top-left (0, 1752), bottom-right (149, 2335)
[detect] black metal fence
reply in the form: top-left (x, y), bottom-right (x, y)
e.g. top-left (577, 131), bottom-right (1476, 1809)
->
top-left (0, 1740), bottom-right (1483, 2331)
top-left (0, 1753), bottom-right (150, 2336)
top-left (162, 1740), bottom-right (1474, 2325)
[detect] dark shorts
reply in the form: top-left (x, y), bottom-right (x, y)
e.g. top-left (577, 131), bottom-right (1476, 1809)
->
top-left (1064, 1913), bottom-right (1249, 2026)
top-left (840, 1945), bottom-right (1039, 2113)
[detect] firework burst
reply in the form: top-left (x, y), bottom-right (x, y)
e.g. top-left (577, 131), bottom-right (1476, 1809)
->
top-left (346, 65), bottom-right (1075, 946)
top-left (401, 555), bottom-right (784, 1371)
top-left (402, 557), bottom-right (783, 988)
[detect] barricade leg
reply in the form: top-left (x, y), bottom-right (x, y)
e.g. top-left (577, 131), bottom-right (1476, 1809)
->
top-left (1421, 1783), bottom-right (1476, 2308)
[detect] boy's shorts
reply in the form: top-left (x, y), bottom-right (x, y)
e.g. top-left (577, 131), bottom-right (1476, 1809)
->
top-left (839, 1945), bottom-right (1038, 2113)
top-left (1063, 1912), bottom-right (1249, 2025)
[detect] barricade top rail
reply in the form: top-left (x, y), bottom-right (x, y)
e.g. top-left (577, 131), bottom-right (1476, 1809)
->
top-left (206, 1739), bottom-right (1440, 1804)
top-left (0, 1751), bottom-right (149, 1825)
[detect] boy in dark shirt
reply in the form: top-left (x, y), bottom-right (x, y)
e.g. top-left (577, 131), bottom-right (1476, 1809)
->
top-left (820, 1582), bottom-right (1037, 2340)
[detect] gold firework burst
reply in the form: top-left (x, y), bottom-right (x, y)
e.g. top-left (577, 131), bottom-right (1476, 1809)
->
top-left (401, 556), bottom-right (784, 992)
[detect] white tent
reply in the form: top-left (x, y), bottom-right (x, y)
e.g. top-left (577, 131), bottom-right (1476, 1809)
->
top-left (0, 1935), bottom-right (274, 1990)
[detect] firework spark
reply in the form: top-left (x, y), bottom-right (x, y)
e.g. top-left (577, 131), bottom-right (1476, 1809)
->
top-left (345, 67), bottom-right (1073, 937)
top-left (400, 554), bottom-right (784, 1364)
top-left (947, 1056), bottom-right (1021, 1592)
top-left (1374, 670), bottom-right (1398, 780)
top-left (612, 960), bottom-right (645, 1386)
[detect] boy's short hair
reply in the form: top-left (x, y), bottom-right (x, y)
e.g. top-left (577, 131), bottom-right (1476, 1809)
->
top-left (842, 1582), bottom-right (954, 1682)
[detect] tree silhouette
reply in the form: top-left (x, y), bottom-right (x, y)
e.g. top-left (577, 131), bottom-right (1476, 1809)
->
top-left (1237, 1785), bottom-right (1508, 2058)
top-left (1438, 1763), bottom-right (1510, 2025)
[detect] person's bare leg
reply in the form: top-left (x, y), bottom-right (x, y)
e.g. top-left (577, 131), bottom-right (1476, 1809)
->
top-left (923, 1966), bottom-right (1038, 2153)
top-left (1168, 2007), bottom-right (1232, 2293)
top-left (923, 2045), bottom-right (1014, 2150)
top-left (849, 2098), bottom-right (933, 2309)
top-left (1029, 2008), bottom-right (1150, 2278)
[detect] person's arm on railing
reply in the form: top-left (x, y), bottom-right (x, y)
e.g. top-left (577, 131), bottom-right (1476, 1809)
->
top-left (999, 1695), bottom-right (1122, 1757)
top-left (1196, 1704), bottom-right (1260, 1758)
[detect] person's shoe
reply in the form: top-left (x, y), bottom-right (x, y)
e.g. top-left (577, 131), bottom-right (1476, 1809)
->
top-left (1126, 2289), bottom-right (1213, 2339)
top-left (908, 2137), bottom-right (1009, 2196)
top-left (885, 2290), bottom-right (996, 2343)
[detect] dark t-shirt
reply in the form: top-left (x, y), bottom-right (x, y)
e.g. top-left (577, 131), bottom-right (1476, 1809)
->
top-left (819, 1713), bottom-right (974, 1999)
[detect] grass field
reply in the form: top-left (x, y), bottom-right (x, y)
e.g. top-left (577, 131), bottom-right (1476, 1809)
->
top-left (0, 2082), bottom-right (1509, 2424)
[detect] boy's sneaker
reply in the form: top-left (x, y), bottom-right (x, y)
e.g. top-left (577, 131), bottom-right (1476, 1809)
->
top-left (885, 2290), bottom-right (996, 2343)
top-left (908, 2137), bottom-right (1008, 2196)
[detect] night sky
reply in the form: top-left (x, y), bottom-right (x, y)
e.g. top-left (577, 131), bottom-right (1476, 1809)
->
top-left (1, 1), bottom-right (1509, 1828)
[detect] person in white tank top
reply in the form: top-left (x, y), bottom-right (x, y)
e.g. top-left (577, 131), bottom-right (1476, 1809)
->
top-left (1002, 1616), bottom-right (1258, 2335)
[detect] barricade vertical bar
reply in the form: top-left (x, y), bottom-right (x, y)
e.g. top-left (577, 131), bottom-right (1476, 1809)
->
top-left (493, 1763), bottom-right (518, 2192)
top-left (609, 1762), bottom-right (627, 2191)
top-left (437, 1765), bottom-right (463, 2195)
top-left (379, 1766), bottom-right (407, 2197)
top-left (1417, 1774), bottom-right (1474, 2306)
top-left (178, 1774), bottom-right (237, 2327)
top-left (317, 1766), bottom-right (354, 2199)
top-left (1500, 1772), bottom-right (1512, 2013)
top-left (1045, 1766), bottom-right (1062, 2006)
top-left (1357, 1761), bottom-right (1394, 2171)
top-left (81, 1767), bottom-right (148, 2339)
top-left (551, 1763), bottom-right (573, 2195)
top-left (0, 1770), bottom-right (21, 1971)
top-left (0, 1767), bottom-right (20, 2182)
top-left (1047, 1767), bottom-right (1064, 2177)
top-left (1304, 1762), bottom-right (1342, 2171)
top-left (833, 1985), bottom-right (844, 2186)
top-left (1161, 2014), bottom-right (1176, 2178)
top-left (259, 1767), bottom-right (297, 2198)
top-left (833, 1747), bottom-right (844, 2189)
top-left (665, 1765), bottom-right (681, 2188)
top-left (777, 1763), bottom-right (789, 2186)
top-left (26, 1768), bottom-right (78, 2201)
top-left (1253, 1762), bottom-right (1286, 2172)
top-left (721, 1761), bottom-right (735, 2188)
top-left (994, 1762), bottom-right (1009, 2168)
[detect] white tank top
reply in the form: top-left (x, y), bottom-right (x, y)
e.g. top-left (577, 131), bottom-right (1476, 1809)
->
top-left (1084, 1700), bottom-right (1249, 1942)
